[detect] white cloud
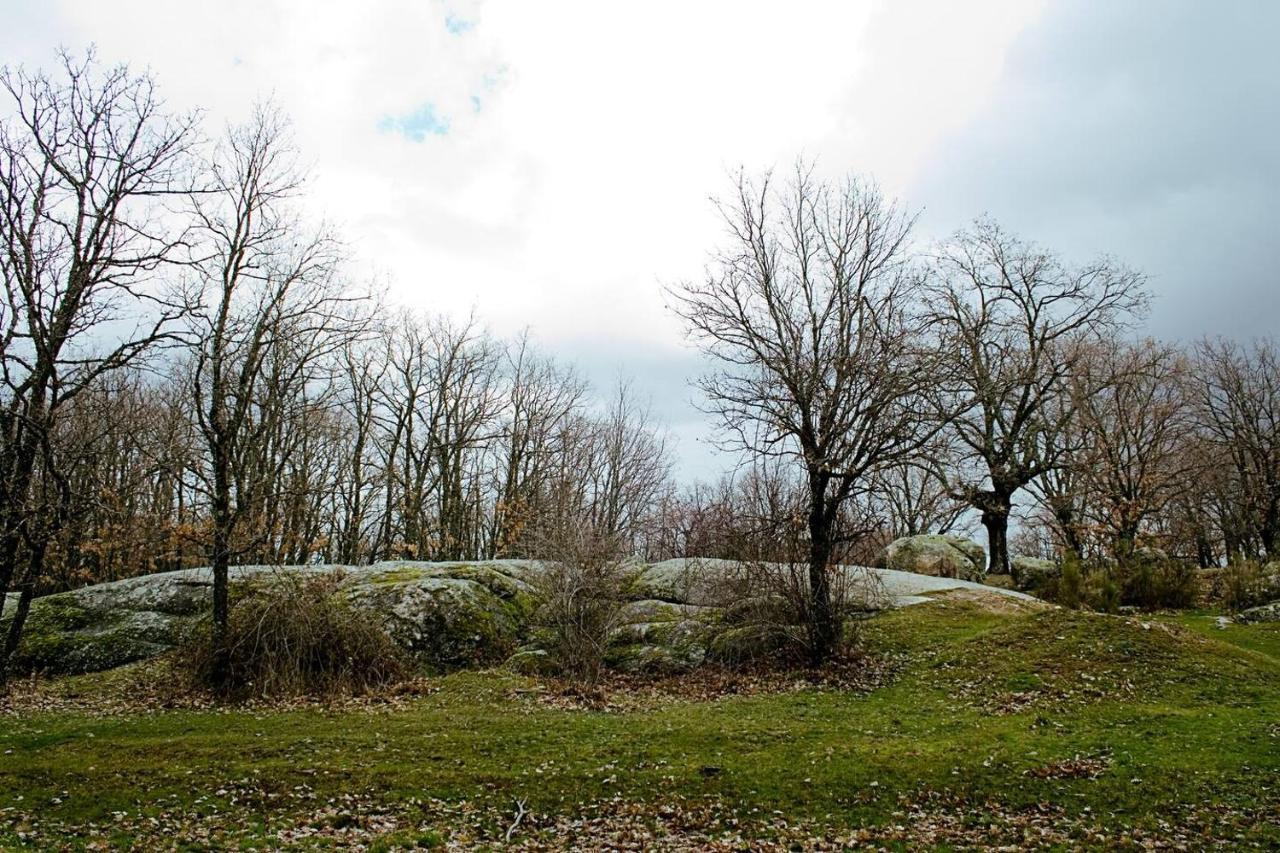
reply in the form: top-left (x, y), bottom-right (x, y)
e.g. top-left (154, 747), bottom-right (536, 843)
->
top-left (2, 0), bottom-right (1048, 477)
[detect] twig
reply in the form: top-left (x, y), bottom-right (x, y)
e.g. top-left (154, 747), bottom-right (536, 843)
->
top-left (505, 797), bottom-right (528, 842)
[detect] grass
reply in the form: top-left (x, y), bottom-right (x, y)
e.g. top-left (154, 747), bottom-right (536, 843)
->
top-left (2, 593), bottom-right (1278, 848)
top-left (1159, 610), bottom-right (1280, 660)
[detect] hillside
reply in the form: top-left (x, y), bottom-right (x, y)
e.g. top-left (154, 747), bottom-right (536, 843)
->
top-left (2, 591), bottom-right (1277, 849)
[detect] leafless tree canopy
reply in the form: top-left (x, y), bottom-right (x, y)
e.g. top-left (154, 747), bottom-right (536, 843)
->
top-left (671, 165), bottom-right (938, 662)
top-left (925, 219), bottom-right (1148, 573)
top-left (0, 50), bottom-right (197, 679)
top-left (2, 51), bottom-right (1278, 679)
top-left (1191, 338), bottom-right (1280, 560)
top-left (0, 55), bottom-right (674, 682)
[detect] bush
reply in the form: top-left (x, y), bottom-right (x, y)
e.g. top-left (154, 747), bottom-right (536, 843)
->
top-left (179, 571), bottom-right (408, 698)
top-left (1041, 551), bottom-right (1197, 612)
top-left (1087, 568), bottom-right (1122, 614)
top-left (1050, 552), bottom-right (1085, 609)
top-left (1117, 553), bottom-right (1197, 611)
top-left (707, 559), bottom-right (884, 666)
top-left (529, 525), bottom-right (634, 685)
top-left (1216, 560), bottom-right (1280, 612)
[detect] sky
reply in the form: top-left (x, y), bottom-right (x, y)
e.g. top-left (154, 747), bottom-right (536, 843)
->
top-left (3, 0), bottom-right (1277, 481)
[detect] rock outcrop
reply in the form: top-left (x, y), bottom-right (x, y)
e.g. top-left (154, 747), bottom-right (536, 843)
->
top-left (880, 535), bottom-right (987, 582)
top-left (1, 562), bottom-right (538, 676)
top-left (3, 556), bottom-right (1038, 677)
top-left (1010, 556), bottom-right (1059, 591)
top-left (1236, 601), bottom-right (1280, 623)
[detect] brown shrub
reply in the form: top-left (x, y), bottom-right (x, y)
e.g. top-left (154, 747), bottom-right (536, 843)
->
top-left (179, 571), bottom-right (408, 699)
top-left (528, 524), bottom-right (634, 686)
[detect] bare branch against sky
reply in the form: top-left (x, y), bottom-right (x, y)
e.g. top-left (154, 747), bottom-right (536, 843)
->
top-left (1, 0), bottom-right (1275, 477)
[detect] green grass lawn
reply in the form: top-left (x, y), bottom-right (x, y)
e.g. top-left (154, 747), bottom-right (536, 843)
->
top-left (2, 595), bottom-right (1278, 849)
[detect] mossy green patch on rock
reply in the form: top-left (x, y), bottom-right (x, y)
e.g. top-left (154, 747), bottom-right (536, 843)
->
top-left (3, 562), bottom-right (544, 678)
top-left (368, 567), bottom-right (433, 586)
top-left (706, 623), bottom-right (794, 665)
top-left (505, 646), bottom-right (557, 676)
top-left (3, 593), bottom-right (176, 675)
top-left (603, 640), bottom-right (705, 674)
top-left (346, 571), bottom-right (532, 672)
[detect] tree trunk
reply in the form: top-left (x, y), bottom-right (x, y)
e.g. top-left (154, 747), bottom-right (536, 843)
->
top-left (1114, 528), bottom-right (1138, 562)
top-left (806, 472), bottom-right (838, 665)
top-left (210, 446), bottom-right (233, 687)
top-left (0, 422), bottom-right (46, 675)
top-left (980, 496), bottom-right (1012, 575)
top-left (1051, 499), bottom-right (1083, 558)
top-left (0, 539), bottom-right (45, 687)
top-left (1194, 532), bottom-right (1215, 569)
top-left (1261, 496), bottom-right (1278, 561)
top-left (0, 529), bottom-right (20, 634)
top-left (0, 585), bottom-right (32, 688)
top-left (0, 428), bottom-right (42, 614)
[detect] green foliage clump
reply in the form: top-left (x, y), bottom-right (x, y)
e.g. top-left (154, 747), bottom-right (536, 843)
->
top-left (1215, 560), bottom-right (1280, 613)
top-left (178, 571), bottom-right (407, 699)
top-left (1041, 551), bottom-right (1084, 608)
top-left (1117, 552), bottom-right (1197, 610)
top-left (1040, 550), bottom-right (1198, 613)
top-left (1088, 568), bottom-right (1123, 614)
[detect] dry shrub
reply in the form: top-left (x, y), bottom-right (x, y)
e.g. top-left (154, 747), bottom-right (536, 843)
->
top-left (180, 571), bottom-right (407, 699)
top-left (529, 524), bottom-right (634, 686)
top-left (706, 558), bottom-right (886, 666)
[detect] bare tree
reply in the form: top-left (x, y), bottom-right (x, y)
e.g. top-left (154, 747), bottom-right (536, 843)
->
top-left (367, 311), bottom-right (501, 561)
top-left (421, 315), bottom-right (502, 560)
top-left (578, 380), bottom-right (671, 548)
top-left (869, 450), bottom-right (969, 539)
top-left (671, 165), bottom-right (937, 664)
top-left (1074, 339), bottom-right (1196, 557)
top-left (1192, 337), bottom-right (1280, 560)
top-left (1027, 388), bottom-right (1092, 558)
top-left (926, 219), bottom-right (1147, 573)
top-left (488, 333), bottom-right (587, 557)
top-left (331, 336), bottom-right (387, 564)
top-left (186, 104), bottom-right (363, 684)
top-left (0, 50), bottom-right (196, 682)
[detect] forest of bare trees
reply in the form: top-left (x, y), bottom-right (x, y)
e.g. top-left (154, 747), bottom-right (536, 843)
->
top-left (3, 53), bottom-right (1278, 674)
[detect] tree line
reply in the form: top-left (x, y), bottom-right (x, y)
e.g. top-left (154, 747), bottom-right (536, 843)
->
top-left (0, 52), bottom-right (671, 682)
top-left (668, 166), bottom-right (1278, 661)
top-left (2, 53), bottom-right (1276, 675)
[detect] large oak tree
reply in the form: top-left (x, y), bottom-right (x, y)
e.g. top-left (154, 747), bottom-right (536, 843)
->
top-left (672, 165), bottom-right (938, 663)
top-left (926, 220), bottom-right (1147, 573)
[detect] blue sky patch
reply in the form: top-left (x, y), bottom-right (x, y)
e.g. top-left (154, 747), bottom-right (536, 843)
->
top-left (445, 12), bottom-right (474, 35)
top-left (378, 103), bottom-right (450, 141)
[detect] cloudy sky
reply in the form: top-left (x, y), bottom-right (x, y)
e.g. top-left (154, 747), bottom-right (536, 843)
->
top-left (3, 0), bottom-right (1276, 478)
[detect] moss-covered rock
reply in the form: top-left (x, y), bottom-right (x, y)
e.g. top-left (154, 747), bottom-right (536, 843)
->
top-left (627, 558), bottom-right (734, 605)
top-left (705, 624), bottom-right (794, 664)
top-left (604, 640), bottom-right (706, 674)
top-left (1236, 601), bottom-right (1280, 623)
top-left (345, 564), bottom-right (535, 671)
top-left (6, 555), bottom-right (1039, 678)
top-left (3, 561), bottom-right (539, 677)
top-left (1010, 556), bottom-right (1058, 591)
top-left (880, 535), bottom-right (986, 582)
top-left (505, 646), bottom-right (558, 676)
top-left (3, 589), bottom-right (189, 676)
